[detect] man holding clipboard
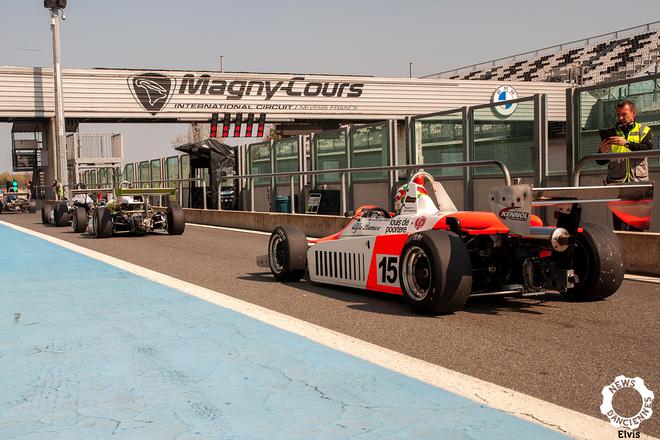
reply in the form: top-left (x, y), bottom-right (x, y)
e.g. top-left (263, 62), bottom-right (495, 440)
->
top-left (597, 100), bottom-right (654, 230)
top-left (597, 100), bottom-right (653, 183)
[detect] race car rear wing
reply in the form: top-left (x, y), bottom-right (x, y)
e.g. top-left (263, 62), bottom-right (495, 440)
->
top-left (70, 187), bottom-right (114, 195)
top-left (115, 187), bottom-right (176, 197)
top-left (2, 191), bottom-right (30, 197)
top-left (531, 183), bottom-right (653, 206)
top-left (490, 182), bottom-right (655, 236)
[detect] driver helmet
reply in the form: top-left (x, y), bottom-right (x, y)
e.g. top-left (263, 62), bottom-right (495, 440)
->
top-left (394, 184), bottom-right (408, 215)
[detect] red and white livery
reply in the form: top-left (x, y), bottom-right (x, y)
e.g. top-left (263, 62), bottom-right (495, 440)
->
top-left (262, 171), bottom-right (643, 314)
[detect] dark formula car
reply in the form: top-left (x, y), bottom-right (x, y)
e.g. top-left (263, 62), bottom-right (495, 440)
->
top-left (41, 187), bottom-right (109, 231)
top-left (1, 191), bottom-right (36, 214)
top-left (87, 185), bottom-right (185, 238)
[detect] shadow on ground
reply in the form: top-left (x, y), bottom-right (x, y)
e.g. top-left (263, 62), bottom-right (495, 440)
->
top-left (238, 271), bottom-right (588, 318)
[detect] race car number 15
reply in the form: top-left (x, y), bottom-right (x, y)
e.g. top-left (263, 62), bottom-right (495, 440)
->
top-left (377, 255), bottom-right (399, 286)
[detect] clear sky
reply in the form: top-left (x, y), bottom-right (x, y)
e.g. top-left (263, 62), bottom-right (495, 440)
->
top-left (1, 0), bottom-right (658, 171)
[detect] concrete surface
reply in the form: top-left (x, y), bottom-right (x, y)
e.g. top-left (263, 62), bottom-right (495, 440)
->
top-left (2, 213), bottom-right (658, 438)
top-left (183, 208), bottom-right (351, 238)
top-left (615, 231), bottom-right (660, 276)
top-left (0, 223), bottom-right (568, 440)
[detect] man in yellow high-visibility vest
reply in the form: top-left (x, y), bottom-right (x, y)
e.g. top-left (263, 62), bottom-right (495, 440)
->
top-left (597, 100), bottom-right (654, 230)
top-left (52, 179), bottom-right (64, 201)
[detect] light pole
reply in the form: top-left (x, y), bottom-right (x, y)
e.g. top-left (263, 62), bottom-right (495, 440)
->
top-left (45, 0), bottom-right (68, 194)
top-left (409, 62), bottom-right (413, 78)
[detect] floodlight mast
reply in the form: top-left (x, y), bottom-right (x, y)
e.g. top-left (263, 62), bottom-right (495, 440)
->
top-left (45, 0), bottom-right (68, 194)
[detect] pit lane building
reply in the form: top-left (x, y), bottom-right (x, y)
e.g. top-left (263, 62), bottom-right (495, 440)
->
top-left (0, 65), bottom-right (569, 192)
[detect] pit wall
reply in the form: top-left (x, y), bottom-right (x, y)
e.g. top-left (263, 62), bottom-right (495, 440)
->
top-left (183, 209), bottom-right (660, 277)
top-left (184, 208), bottom-right (350, 239)
top-left (28, 200), bottom-right (659, 277)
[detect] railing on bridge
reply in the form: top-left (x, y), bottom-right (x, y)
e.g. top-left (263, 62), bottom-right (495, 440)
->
top-left (423, 21), bottom-right (660, 82)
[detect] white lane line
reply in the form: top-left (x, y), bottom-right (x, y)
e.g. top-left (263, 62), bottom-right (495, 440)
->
top-left (0, 220), bottom-right (629, 440)
top-left (186, 223), bottom-right (322, 239)
top-left (186, 223), bottom-right (272, 236)
top-left (624, 273), bottom-right (660, 284)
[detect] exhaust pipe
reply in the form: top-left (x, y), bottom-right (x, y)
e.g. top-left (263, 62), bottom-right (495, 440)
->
top-left (522, 227), bottom-right (573, 252)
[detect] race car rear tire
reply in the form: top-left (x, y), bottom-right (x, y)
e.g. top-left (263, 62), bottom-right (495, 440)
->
top-left (167, 203), bottom-right (185, 235)
top-left (28, 199), bottom-right (37, 214)
top-left (93, 207), bottom-right (113, 238)
top-left (564, 222), bottom-right (624, 300)
top-left (72, 207), bottom-right (87, 233)
top-left (41, 205), bottom-right (53, 224)
top-left (54, 203), bottom-right (69, 227)
top-left (399, 230), bottom-right (472, 315)
top-left (268, 225), bottom-right (308, 282)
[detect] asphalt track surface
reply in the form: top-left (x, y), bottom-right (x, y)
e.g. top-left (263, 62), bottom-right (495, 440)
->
top-left (4, 213), bottom-right (660, 437)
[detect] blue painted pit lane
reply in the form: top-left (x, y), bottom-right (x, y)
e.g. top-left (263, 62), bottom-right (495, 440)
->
top-left (0, 224), bottom-right (569, 439)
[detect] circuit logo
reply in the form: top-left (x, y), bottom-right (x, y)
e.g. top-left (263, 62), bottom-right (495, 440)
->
top-left (177, 74), bottom-right (364, 101)
top-left (128, 73), bottom-right (176, 115)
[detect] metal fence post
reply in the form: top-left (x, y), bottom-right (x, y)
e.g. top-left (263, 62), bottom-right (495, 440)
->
top-left (289, 175), bottom-right (295, 214)
top-left (249, 179), bottom-right (255, 212)
top-left (404, 116), bottom-right (412, 166)
top-left (565, 87), bottom-right (577, 186)
top-left (387, 120), bottom-right (398, 189)
top-left (309, 132), bottom-right (317, 190)
top-left (346, 125), bottom-right (353, 210)
top-left (463, 106), bottom-right (474, 210)
top-left (218, 175), bottom-right (223, 211)
top-left (340, 172), bottom-right (347, 215)
top-left (533, 94), bottom-right (548, 188)
top-left (270, 140), bottom-right (275, 213)
top-left (202, 178), bottom-right (207, 210)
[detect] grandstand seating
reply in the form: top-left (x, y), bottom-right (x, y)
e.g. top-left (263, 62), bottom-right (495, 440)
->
top-left (427, 23), bottom-right (660, 85)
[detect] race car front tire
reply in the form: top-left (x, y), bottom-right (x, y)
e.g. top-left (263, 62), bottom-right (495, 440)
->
top-left (93, 207), bottom-right (113, 238)
top-left (399, 230), bottom-right (472, 315)
top-left (167, 203), bottom-right (185, 235)
top-left (268, 225), bottom-right (308, 282)
top-left (72, 207), bottom-right (87, 233)
top-left (41, 205), bottom-right (54, 224)
top-left (54, 203), bottom-right (70, 227)
top-left (28, 199), bottom-right (37, 213)
top-left (564, 222), bottom-right (624, 300)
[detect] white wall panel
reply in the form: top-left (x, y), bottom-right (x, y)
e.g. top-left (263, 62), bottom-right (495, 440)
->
top-left (0, 66), bottom-right (568, 121)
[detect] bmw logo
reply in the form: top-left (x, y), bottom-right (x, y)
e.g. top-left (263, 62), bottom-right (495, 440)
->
top-left (491, 85), bottom-right (518, 116)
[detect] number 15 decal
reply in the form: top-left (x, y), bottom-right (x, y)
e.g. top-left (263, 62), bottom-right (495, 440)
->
top-left (377, 254), bottom-right (399, 286)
